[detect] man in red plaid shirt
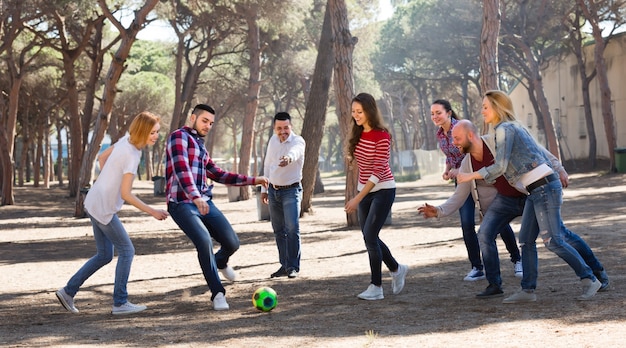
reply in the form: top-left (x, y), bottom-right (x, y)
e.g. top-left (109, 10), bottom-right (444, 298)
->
top-left (166, 104), bottom-right (268, 311)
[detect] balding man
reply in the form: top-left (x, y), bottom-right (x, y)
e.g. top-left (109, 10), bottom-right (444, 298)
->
top-left (420, 120), bottom-right (609, 299)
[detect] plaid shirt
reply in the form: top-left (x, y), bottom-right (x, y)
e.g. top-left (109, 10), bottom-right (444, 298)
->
top-left (166, 126), bottom-right (255, 203)
top-left (436, 118), bottom-right (466, 169)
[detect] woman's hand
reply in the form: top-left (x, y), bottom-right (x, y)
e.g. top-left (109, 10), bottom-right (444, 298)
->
top-left (456, 172), bottom-right (474, 184)
top-left (344, 197), bottom-right (360, 214)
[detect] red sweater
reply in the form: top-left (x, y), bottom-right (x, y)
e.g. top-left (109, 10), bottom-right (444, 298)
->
top-left (354, 129), bottom-right (395, 191)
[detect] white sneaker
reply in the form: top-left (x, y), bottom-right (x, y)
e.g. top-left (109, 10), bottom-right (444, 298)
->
top-left (213, 292), bottom-right (229, 310)
top-left (503, 289), bottom-right (537, 303)
top-left (56, 288), bottom-right (79, 314)
top-left (357, 284), bottom-right (384, 300)
top-left (219, 266), bottom-right (237, 282)
top-left (514, 261), bottom-right (523, 278)
top-left (111, 301), bottom-right (147, 315)
top-left (578, 278), bottom-right (602, 301)
top-left (463, 267), bottom-right (486, 281)
top-left (390, 264), bottom-right (408, 295)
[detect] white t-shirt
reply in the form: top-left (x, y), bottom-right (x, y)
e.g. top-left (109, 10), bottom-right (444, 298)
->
top-left (85, 135), bottom-right (141, 225)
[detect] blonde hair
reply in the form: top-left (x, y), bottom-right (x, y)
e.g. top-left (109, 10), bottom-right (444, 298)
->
top-left (484, 90), bottom-right (517, 124)
top-left (128, 111), bottom-right (160, 147)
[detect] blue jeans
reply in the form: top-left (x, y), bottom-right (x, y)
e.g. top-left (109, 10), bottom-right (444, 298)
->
top-left (358, 188), bottom-right (399, 286)
top-left (459, 193), bottom-right (483, 270)
top-left (478, 194), bottom-right (526, 287)
top-left (519, 179), bottom-right (598, 290)
top-left (65, 213), bottom-right (135, 306)
top-left (168, 200), bottom-right (240, 298)
top-left (268, 185), bottom-right (302, 272)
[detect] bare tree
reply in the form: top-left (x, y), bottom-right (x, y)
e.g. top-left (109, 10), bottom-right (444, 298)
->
top-left (499, 0), bottom-right (569, 159)
top-left (577, 0), bottom-right (625, 172)
top-left (563, 6), bottom-right (599, 168)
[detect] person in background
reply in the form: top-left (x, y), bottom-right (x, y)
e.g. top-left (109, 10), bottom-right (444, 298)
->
top-left (420, 120), bottom-right (552, 298)
top-left (261, 112), bottom-right (306, 279)
top-left (345, 92), bottom-right (408, 301)
top-left (457, 90), bottom-right (609, 303)
top-left (166, 104), bottom-right (269, 310)
top-left (56, 111), bottom-right (169, 315)
top-left (431, 99), bottom-right (522, 281)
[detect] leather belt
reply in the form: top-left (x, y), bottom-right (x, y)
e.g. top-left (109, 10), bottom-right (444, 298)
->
top-left (525, 173), bottom-right (558, 193)
top-left (271, 182), bottom-right (300, 190)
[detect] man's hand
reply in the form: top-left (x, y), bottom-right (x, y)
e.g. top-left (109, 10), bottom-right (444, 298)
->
top-left (278, 156), bottom-right (292, 167)
top-left (558, 168), bottom-right (569, 188)
top-left (255, 176), bottom-right (269, 188)
top-left (417, 203), bottom-right (438, 219)
top-left (261, 192), bottom-right (269, 205)
top-left (193, 197), bottom-right (209, 215)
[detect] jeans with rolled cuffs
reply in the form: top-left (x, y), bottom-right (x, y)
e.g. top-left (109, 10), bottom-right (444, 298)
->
top-left (518, 179), bottom-right (599, 290)
top-left (477, 194), bottom-right (526, 287)
top-left (358, 188), bottom-right (399, 287)
top-left (64, 213), bottom-right (135, 307)
top-left (168, 199), bottom-right (240, 299)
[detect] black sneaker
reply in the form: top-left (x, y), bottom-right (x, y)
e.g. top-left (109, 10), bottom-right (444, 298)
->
top-left (270, 267), bottom-right (288, 278)
top-left (476, 284), bottom-right (504, 299)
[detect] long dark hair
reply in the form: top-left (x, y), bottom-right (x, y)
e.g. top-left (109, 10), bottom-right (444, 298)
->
top-left (432, 99), bottom-right (459, 120)
top-left (347, 93), bottom-right (391, 158)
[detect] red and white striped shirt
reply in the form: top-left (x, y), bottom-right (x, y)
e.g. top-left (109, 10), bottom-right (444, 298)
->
top-left (353, 129), bottom-right (396, 192)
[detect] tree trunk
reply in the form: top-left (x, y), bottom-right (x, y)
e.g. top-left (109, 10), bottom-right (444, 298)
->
top-left (0, 77), bottom-right (23, 205)
top-left (578, 0), bottom-right (617, 172)
top-left (55, 120), bottom-right (64, 186)
top-left (34, 130), bottom-right (44, 187)
top-left (575, 48), bottom-right (597, 168)
top-left (329, 0), bottom-right (358, 227)
top-left (528, 72), bottom-right (560, 160)
top-left (480, 0), bottom-right (500, 134)
top-left (301, 4), bottom-right (334, 215)
top-left (238, 7), bottom-right (263, 201)
top-left (64, 59), bottom-right (84, 198)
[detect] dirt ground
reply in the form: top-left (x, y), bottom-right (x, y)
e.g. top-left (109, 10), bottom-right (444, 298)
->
top-left (0, 169), bottom-right (625, 348)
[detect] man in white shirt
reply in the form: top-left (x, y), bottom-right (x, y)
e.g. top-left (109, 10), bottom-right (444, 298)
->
top-left (261, 112), bottom-right (306, 279)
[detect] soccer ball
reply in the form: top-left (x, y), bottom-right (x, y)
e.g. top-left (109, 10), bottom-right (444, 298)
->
top-left (252, 287), bottom-right (277, 312)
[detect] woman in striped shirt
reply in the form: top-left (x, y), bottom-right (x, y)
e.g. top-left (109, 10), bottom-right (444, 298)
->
top-left (345, 93), bottom-right (408, 301)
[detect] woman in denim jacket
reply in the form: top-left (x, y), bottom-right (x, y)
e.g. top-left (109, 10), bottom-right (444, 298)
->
top-left (457, 90), bottom-right (608, 303)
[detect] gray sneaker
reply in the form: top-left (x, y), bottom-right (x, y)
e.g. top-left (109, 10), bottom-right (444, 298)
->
top-left (357, 284), bottom-right (384, 300)
top-left (111, 301), bottom-right (147, 315)
top-left (56, 288), bottom-right (79, 314)
top-left (578, 278), bottom-right (602, 301)
top-left (593, 269), bottom-right (609, 292)
top-left (390, 264), bottom-right (408, 295)
top-left (503, 289), bottom-right (537, 303)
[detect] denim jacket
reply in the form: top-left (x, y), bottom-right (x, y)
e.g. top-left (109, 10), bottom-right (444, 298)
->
top-left (477, 121), bottom-right (563, 187)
